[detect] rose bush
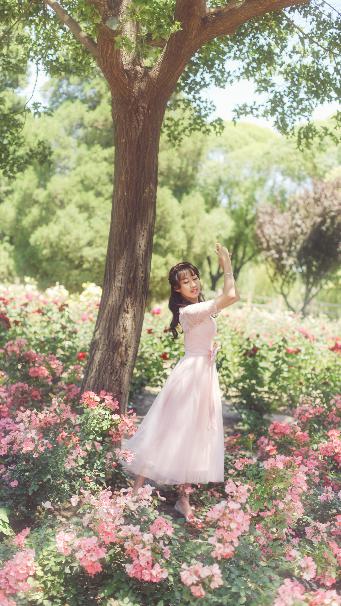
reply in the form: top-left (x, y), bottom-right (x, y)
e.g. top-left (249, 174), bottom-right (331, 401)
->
top-left (0, 281), bottom-right (340, 605)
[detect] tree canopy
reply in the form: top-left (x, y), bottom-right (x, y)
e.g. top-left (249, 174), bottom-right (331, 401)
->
top-left (1, 0), bottom-right (340, 178)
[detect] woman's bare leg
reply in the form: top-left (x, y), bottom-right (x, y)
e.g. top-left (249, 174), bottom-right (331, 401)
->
top-left (176, 483), bottom-right (194, 517)
top-left (132, 473), bottom-right (145, 495)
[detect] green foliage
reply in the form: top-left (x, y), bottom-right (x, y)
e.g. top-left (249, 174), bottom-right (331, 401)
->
top-left (0, 14), bottom-right (52, 179)
top-left (0, 68), bottom-right (340, 304)
top-left (148, 187), bottom-right (186, 302)
top-left (0, 507), bottom-right (13, 537)
top-left (124, 0), bottom-right (181, 66)
top-left (0, 79), bottom-right (113, 291)
top-left (174, 6), bottom-right (340, 145)
top-left (0, 0), bottom-right (340, 179)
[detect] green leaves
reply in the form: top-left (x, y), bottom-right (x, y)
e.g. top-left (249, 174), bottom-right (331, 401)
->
top-left (0, 507), bottom-right (14, 536)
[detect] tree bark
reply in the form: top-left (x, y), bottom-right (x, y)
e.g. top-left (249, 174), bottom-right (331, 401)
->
top-left (80, 93), bottom-right (167, 413)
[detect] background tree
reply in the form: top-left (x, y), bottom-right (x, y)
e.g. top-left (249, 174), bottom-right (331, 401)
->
top-left (1, 0), bottom-right (340, 412)
top-left (255, 178), bottom-right (341, 315)
top-left (0, 19), bottom-right (50, 179)
top-left (1, 75), bottom-right (340, 304)
top-left (0, 75), bottom-right (114, 290)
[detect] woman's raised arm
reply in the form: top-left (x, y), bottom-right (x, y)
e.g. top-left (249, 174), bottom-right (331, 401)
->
top-left (214, 243), bottom-right (240, 312)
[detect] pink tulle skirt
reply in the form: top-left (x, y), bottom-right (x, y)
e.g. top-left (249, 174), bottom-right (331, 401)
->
top-left (118, 353), bottom-right (225, 485)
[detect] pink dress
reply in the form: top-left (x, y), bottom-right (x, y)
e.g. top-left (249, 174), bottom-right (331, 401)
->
top-left (119, 298), bottom-right (225, 485)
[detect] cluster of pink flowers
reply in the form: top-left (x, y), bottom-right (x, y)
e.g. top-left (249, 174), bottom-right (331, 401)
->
top-left (79, 390), bottom-right (138, 445)
top-left (286, 549), bottom-right (317, 580)
top-left (1, 338), bottom-right (28, 357)
top-left (56, 530), bottom-right (107, 575)
top-left (80, 390), bottom-right (120, 411)
top-left (0, 397), bottom-right (78, 465)
top-left (110, 408), bottom-right (138, 442)
top-left (28, 365), bottom-right (52, 383)
top-left (305, 520), bottom-right (330, 544)
top-left (278, 467), bottom-right (308, 525)
top-left (257, 435), bottom-right (278, 457)
top-left (64, 443), bottom-right (88, 469)
top-left (55, 487), bottom-right (173, 583)
top-left (224, 479), bottom-right (251, 503)
top-left (274, 578), bottom-right (341, 605)
top-left (2, 339), bottom-right (64, 386)
top-left (73, 536), bottom-right (107, 575)
top-left (268, 420), bottom-right (310, 444)
top-left (318, 486), bottom-right (340, 503)
top-left (263, 454), bottom-right (294, 469)
top-left (0, 548), bottom-right (36, 605)
top-left (115, 446), bottom-right (136, 464)
top-left (206, 498), bottom-right (251, 560)
top-left (12, 527), bottom-right (31, 548)
top-left (294, 395), bottom-right (341, 429)
top-left (81, 390), bottom-right (137, 444)
top-left (0, 414), bottom-right (53, 460)
top-left (295, 402), bottom-right (326, 424)
top-left (120, 525), bottom-right (169, 582)
top-left (149, 516), bottom-right (174, 539)
top-left (180, 561), bottom-right (223, 597)
top-left (0, 383), bottom-right (42, 416)
top-left (297, 326), bottom-right (316, 341)
top-left (233, 456), bottom-right (257, 470)
top-left (318, 430), bottom-right (341, 465)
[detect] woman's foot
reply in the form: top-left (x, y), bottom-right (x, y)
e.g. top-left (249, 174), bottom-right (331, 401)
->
top-left (132, 474), bottom-right (145, 495)
top-left (174, 498), bottom-right (203, 528)
top-left (175, 498), bottom-right (194, 520)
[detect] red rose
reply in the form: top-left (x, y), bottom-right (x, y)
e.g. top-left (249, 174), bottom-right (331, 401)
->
top-left (160, 352), bottom-right (169, 360)
top-left (329, 340), bottom-right (341, 354)
top-left (244, 346), bottom-right (259, 357)
top-left (76, 352), bottom-right (87, 361)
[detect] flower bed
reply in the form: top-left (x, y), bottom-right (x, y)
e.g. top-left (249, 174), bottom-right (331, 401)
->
top-left (0, 281), bottom-right (340, 605)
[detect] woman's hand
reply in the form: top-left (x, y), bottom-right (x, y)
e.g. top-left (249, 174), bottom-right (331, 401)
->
top-left (214, 242), bottom-right (232, 270)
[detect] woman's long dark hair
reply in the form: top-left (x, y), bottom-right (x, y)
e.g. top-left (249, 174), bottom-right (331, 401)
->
top-left (168, 261), bottom-right (206, 339)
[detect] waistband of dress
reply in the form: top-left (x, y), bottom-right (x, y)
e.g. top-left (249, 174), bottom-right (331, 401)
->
top-left (183, 351), bottom-right (208, 357)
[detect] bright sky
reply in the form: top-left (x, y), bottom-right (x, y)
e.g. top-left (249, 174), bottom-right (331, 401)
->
top-left (202, 81), bottom-right (339, 129)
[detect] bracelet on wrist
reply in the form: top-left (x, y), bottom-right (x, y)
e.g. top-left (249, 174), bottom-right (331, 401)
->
top-left (225, 271), bottom-right (233, 276)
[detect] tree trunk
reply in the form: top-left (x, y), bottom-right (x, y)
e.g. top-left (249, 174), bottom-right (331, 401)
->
top-left (80, 94), bottom-right (167, 414)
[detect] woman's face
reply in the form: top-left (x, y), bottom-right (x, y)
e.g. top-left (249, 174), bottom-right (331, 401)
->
top-left (175, 270), bottom-right (200, 303)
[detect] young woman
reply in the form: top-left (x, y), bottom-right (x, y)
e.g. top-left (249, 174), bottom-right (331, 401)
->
top-left (119, 243), bottom-right (240, 523)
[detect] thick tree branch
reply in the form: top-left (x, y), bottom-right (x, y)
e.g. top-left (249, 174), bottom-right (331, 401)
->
top-left (85, 0), bottom-right (125, 23)
top-left (96, 24), bottom-right (130, 95)
top-left (44, 0), bottom-right (130, 96)
top-left (202, 0), bottom-right (309, 40)
top-left (86, 0), bottom-right (108, 19)
top-left (44, 0), bottom-right (98, 58)
top-left (152, 0), bottom-right (309, 103)
top-left (151, 0), bottom-right (210, 99)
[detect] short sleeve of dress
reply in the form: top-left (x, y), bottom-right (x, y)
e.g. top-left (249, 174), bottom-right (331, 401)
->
top-left (179, 299), bottom-right (219, 331)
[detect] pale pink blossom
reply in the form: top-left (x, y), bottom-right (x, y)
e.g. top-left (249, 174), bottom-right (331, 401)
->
top-left (55, 530), bottom-right (77, 556)
top-left (149, 516), bottom-right (174, 538)
top-left (0, 548), bottom-right (36, 600)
